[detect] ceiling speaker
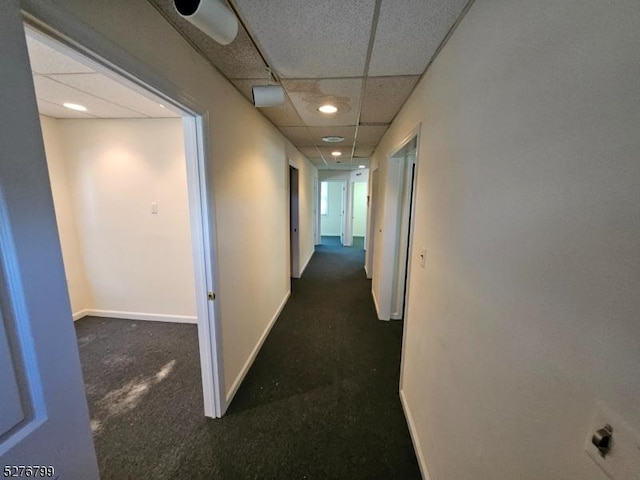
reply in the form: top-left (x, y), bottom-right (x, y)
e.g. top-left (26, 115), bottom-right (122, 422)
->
top-left (174, 0), bottom-right (238, 45)
top-left (252, 85), bottom-right (285, 108)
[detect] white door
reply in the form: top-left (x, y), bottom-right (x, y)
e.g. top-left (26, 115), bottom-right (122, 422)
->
top-left (0, 5), bottom-right (99, 477)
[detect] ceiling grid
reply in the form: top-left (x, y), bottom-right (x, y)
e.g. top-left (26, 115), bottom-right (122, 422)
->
top-left (33, 0), bottom-right (471, 170)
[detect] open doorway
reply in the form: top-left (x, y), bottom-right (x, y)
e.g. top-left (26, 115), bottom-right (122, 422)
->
top-left (320, 180), bottom-right (347, 245)
top-left (289, 165), bottom-right (300, 278)
top-left (351, 180), bottom-right (368, 251)
top-left (371, 134), bottom-right (419, 321)
top-left (365, 168), bottom-right (379, 278)
top-left (23, 22), bottom-right (224, 474)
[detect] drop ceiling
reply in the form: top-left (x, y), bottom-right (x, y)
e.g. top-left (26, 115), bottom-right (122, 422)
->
top-left (25, 28), bottom-right (180, 120)
top-left (148, 0), bottom-right (470, 170)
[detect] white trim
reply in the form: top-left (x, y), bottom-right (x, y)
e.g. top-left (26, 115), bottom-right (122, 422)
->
top-left (371, 287), bottom-right (388, 321)
top-left (72, 309), bottom-right (89, 321)
top-left (225, 291), bottom-right (290, 406)
top-left (299, 250), bottom-right (314, 277)
top-left (400, 389), bottom-right (430, 480)
top-left (398, 123), bottom-right (422, 393)
top-left (75, 309), bottom-right (197, 324)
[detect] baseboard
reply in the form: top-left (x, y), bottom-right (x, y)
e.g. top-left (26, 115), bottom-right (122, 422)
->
top-left (364, 264), bottom-right (370, 278)
top-left (400, 389), bottom-right (431, 480)
top-left (72, 309), bottom-right (90, 321)
top-left (299, 250), bottom-right (314, 277)
top-left (225, 290), bottom-right (291, 406)
top-left (77, 309), bottom-right (197, 324)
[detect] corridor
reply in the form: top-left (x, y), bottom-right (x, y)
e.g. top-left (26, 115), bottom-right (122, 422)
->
top-left (78, 241), bottom-right (420, 479)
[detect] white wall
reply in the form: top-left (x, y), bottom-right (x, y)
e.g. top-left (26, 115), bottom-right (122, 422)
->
top-left (42, 117), bottom-right (197, 321)
top-left (40, 115), bottom-right (94, 314)
top-left (20, 0), bottom-right (317, 403)
top-left (352, 182), bottom-right (367, 237)
top-left (320, 182), bottom-right (343, 236)
top-left (371, 0), bottom-right (640, 478)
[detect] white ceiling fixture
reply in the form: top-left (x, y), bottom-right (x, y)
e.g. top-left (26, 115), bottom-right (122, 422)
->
top-left (318, 104), bottom-right (338, 114)
top-left (322, 136), bottom-right (345, 143)
top-left (173, 0), bottom-right (238, 45)
top-left (331, 151), bottom-right (342, 157)
top-left (358, 165), bottom-right (366, 169)
top-left (63, 103), bottom-right (87, 112)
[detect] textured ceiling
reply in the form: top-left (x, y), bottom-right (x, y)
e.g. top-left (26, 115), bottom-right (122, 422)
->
top-left (147, 0), bottom-right (470, 169)
top-left (25, 29), bottom-right (180, 119)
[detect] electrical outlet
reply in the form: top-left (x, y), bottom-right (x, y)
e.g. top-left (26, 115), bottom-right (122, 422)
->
top-left (584, 402), bottom-right (640, 479)
top-left (151, 202), bottom-right (158, 214)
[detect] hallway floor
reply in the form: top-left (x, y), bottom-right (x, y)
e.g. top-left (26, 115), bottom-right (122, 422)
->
top-left (76, 241), bottom-right (420, 479)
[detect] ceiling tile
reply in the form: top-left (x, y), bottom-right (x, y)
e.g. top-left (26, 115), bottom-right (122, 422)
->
top-left (148, 0), bottom-right (268, 79)
top-left (282, 78), bottom-right (362, 127)
top-left (26, 34), bottom-right (94, 75)
top-left (354, 145), bottom-right (375, 157)
top-left (48, 74), bottom-right (178, 118)
top-left (33, 76), bottom-right (145, 118)
top-left (356, 125), bottom-right (389, 146)
top-left (368, 0), bottom-right (469, 76)
top-left (360, 76), bottom-right (419, 124)
top-left (234, 0), bottom-right (376, 78)
top-left (299, 147), bottom-right (325, 159)
top-left (277, 127), bottom-right (316, 147)
top-left (259, 96), bottom-right (305, 127)
top-left (37, 99), bottom-right (95, 119)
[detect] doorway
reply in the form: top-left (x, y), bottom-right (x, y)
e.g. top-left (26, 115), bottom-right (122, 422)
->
top-left (289, 165), bottom-right (300, 278)
top-left (320, 180), bottom-right (347, 245)
top-left (365, 169), bottom-right (379, 278)
top-left (22, 21), bottom-right (224, 425)
top-left (371, 134), bottom-right (419, 321)
top-left (351, 181), bottom-right (368, 250)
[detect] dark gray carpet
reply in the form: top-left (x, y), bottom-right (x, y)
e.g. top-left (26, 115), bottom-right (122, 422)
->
top-left (75, 240), bottom-right (420, 479)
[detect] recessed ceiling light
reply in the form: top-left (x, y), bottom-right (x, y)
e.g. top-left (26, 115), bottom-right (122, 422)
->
top-left (321, 136), bottom-right (345, 143)
top-left (63, 103), bottom-right (87, 112)
top-left (331, 151), bottom-right (342, 157)
top-left (159, 104), bottom-right (166, 108)
top-left (318, 104), bottom-right (338, 114)
top-left (358, 165), bottom-right (366, 169)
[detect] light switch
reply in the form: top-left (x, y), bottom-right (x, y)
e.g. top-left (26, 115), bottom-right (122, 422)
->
top-left (151, 202), bottom-right (158, 214)
top-left (584, 402), bottom-right (640, 479)
top-left (419, 247), bottom-right (426, 268)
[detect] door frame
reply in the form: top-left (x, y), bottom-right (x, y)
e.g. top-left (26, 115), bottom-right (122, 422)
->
top-left (288, 163), bottom-right (300, 278)
top-left (365, 168), bottom-right (379, 278)
top-left (21, 6), bottom-right (226, 418)
top-left (374, 125), bottom-right (421, 321)
top-left (319, 179), bottom-right (348, 244)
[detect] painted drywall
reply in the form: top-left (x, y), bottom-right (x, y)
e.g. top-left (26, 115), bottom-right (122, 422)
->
top-left (0, 2), bottom-right (98, 475)
top-left (370, 0), bottom-right (640, 478)
top-left (352, 182), bottom-right (368, 237)
top-left (19, 0), bottom-right (317, 402)
top-left (42, 117), bottom-right (197, 321)
top-left (40, 115), bottom-right (94, 314)
top-left (320, 182), bottom-right (344, 236)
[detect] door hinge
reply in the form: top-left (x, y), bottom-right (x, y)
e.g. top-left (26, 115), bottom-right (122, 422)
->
top-left (208, 291), bottom-right (216, 301)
